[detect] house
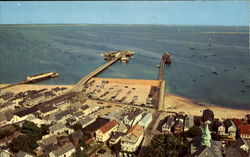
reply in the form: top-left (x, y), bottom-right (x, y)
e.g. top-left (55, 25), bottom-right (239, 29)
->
top-left (49, 143), bottom-right (75, 157)
top-left (16, 151), bottom-right (34, 157)
top-left (38, 135), bottom-right (57, 147)
top-left (184, 115), bottom-right (194, 131)
top-left (239, 125), bottom-right (250, 140)
top-left (109, 132), bottom-right (125, 145)
top-left (73, 111), bottom-right (84, 120)
top-left (95, 120), bottom-right (119, 142)
top-left (117, 123), bottom-right (128, 133)
top-left (202, 109), bottom-right (214, 123)
top-left (0, 131), bottom-right (21, 147)
top-left (0, 149), bottom-right (13, 157)
top-left (81, 105), bottom-right (91, 116)
top-left (224, 119), bottom-right (237, 139)
top-left (27, 94), bottom-right (44, 105)
top-left (49, 123), bottom-right (73, 135)
top-left (215, 120), bottom-right (226, 136)
top-left (57, 136), bottom-right (70, 146)
top-left (120, 125), bottom-right (144, 152)
top-left (0, 113), bottom-right (8, 126)
top-left (237, 138), bottom-right (249, 153)
top-left (138, 112), bottom-right (152, 128)
top-left (10, 107), bottom-right (38, 123)
top-left (162, 116), bottom-right (175, 133)
top-left (54, 109), bottom-right (74, 124)
top-left (39, 106), bottom-right (59, 117)
top-left (123, 110), bottom-right (143, 127)
top-left (0, 102), bottom-right (15, 112)
top-left (78, 114), bottom-right (97, 129)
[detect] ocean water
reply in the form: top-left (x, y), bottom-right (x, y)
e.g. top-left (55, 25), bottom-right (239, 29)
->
top-left (0, 25), bottom-right (249, 110)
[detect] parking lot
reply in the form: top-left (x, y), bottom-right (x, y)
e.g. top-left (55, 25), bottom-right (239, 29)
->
top-left (82, 78), bottom-right (160, 108)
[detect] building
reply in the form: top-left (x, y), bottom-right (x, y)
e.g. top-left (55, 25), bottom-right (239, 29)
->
top-left (95, 120), bottom-right (118, 142)
top-left (49, 123), bottom-right (73, 135)
top-left (49, 143), bottom-right (75, 157)
top-left (0, 113), bottom-right (8, 126)
top-left (224, 119), bottom-right (237, 139)
top-left (123, 110), bottom-right (143, 127)
top-left (81, 105), bottom-right (91, 116)
top-left (138, 112), bottom-right (153, 128)
top-left (54, 109), bottom-right (74, 124)
top-left (162, 116), bottom-right (175, 133)
top-left (238, 125), bottom-right (250, 140)
top-left (77, 114), bottom-right (97, 129)
top-left (16, 151), bottom-right (34, 157)
top-left (215, 120), bottom-right (226, 136)
top-left (120, 125), bottom-right (144, 152)
top-left (184, 115), bottom-right (194, 131)
top-left (39, 106), bottom-right (59, 117)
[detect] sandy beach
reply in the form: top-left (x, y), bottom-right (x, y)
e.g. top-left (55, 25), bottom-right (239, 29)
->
top-left (1, 83), bottom-right (249, 119)
top-left (164, 93), bottom-right (250, 119)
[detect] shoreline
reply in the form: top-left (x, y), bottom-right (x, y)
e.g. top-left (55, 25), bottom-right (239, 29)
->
top-left (164, 93), bottom-right (250, 119)
top-left (1, 84), bottom-right (249, 119)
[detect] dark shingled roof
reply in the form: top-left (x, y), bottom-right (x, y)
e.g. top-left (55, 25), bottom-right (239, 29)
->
top-left (15, 106), bottom-right (38, 117)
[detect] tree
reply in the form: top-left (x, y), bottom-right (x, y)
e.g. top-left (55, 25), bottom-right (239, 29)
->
top-left (74, 145), bottom-right (87, 157)
top-left (40, 124), bottom-right (49, 135)
top-left (21, 121), bottom-right (40, 134)
top-left (149, 134), bottom-right (185, 157)
top-left (110, 142), bottom-right (121, 156)
top-left (79, 138), bottom-right (89, 149)
top-left (187, 125), bottom-right (202, 137)
top-left (10, 135), bottom-right (31, 153)
top-left (72, 123), bottom-right (82, 131)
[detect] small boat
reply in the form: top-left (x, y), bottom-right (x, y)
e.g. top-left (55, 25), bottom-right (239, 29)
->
top-left (157, 64), bottom-right (160, 68)
top-left (211, 71), bottom-right (218, 75)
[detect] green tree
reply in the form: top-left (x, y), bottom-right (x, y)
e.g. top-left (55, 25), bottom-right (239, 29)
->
top-left (110, 141), bottom-right (121, 156)
top-left (72, 123), bottom-right (82, 131)
top-left (21, 121), bottom-right (40, 134)
top-left (187, 125), bottom-right (202, 137)
top-left (149, 134), bottom-right (185, 157)
top-left (79, 138), bottom-right (89, 149)
top-left (10, 135), bottom-right (31, 153)
top-left (40, 124), bottom-right (49, 135)
top-left (74, 145), bottom-right (87, 157)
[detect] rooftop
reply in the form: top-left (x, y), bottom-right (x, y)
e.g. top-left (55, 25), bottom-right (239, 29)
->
top-left (98, 120), bottom-right (118, 134)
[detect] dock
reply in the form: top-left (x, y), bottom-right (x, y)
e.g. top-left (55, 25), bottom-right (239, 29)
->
top-left (72, 53), bottom-right (123, 92)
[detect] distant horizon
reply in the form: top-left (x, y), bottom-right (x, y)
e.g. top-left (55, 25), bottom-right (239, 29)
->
top-left (0, 23), bottom-right (249, 27)
top-left (0, 1), bottom-right (248, 26)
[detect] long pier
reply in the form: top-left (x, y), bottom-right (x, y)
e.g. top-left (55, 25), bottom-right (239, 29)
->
top-left (72, 54), bottom-right (123, 92)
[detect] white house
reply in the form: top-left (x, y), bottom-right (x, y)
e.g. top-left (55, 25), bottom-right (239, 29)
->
top-left (121, 125), bottom-right (144, 152)
top-left (224, 119), bottom-right (237, 139)
top-left (184, 115), bottom-right (194, 131)
top-left (162, 116), bottom-right (175, 133)
top-left (49, 123), bottom-right (73, 135)
top-left (95, 120), bottom-right (118, 142)
top-left (123, 110), bottom-right (143, 127)
top-left (138, 113), bottom-right (152, 128)
top-left (49, 143), bottom-right (75, 157)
